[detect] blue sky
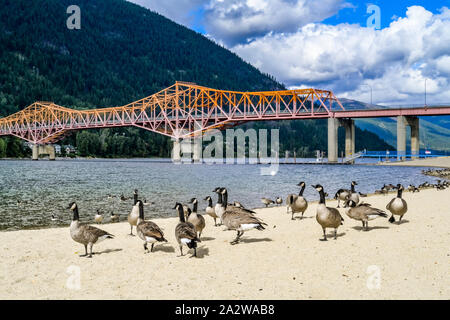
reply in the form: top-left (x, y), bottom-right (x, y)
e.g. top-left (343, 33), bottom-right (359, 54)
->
top-left (129, 1), bottom-right (450, 105)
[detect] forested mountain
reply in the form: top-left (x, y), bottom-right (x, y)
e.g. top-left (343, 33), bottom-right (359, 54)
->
top-left (0, 0), bottom-right (393, 158)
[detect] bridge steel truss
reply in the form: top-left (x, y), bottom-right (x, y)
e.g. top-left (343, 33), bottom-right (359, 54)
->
top-left (0, 82), bottom-right (344, 145)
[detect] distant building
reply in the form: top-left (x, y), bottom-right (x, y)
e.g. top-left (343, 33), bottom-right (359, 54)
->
top-left (65, 145), bottom-right (76, 154)
top-left (54, 145), bottom-right (62, 154)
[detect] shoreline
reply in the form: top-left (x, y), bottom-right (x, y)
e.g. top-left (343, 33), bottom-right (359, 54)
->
top-left (1, 187), bottom-right (448, 300)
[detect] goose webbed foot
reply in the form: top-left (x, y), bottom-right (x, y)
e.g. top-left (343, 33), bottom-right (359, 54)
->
top-left (334, 229), bottom-right (338, 240)
top-left (231, 231), bottom-right (242, 245)
top-left (150, 244), bottom-right (154, 252)
top-left (388, 215), bottom-right (395, 223)
top-left (87, 255), bottom-right (92, 258)
top-left (80, 245), bottom-right (88, 257)
top-left (190, 248), bottom-right (197, 258)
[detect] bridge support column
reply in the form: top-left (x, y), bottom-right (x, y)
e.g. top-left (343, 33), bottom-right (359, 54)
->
top-left (397, 116), bottom-right (420, 161)
top-left (340, 119), bottom-right (355, 161)
top-left (192, 138), bottom-right (202, 163)
top-left (172, 139), bottom-right (181, 163)
top-left (31, 144), bottom-right (55, 161)
top-left (32, 144), bottom-right (39, 161)
top-left (397, 116), bottom-right (407, 161)
top-left (327, 118), bottom-right (339, 163)
top-left (408, 117), bottom-right (420, 159)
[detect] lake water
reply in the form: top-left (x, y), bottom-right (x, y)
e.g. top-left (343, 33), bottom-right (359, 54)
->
top-left (0, 158), bottom-right (440, 230)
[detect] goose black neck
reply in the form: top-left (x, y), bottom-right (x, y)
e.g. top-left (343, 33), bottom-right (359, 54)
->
top-left (299, 185), bottom-right (305, 196)
top-left (222, 192), bottom-right (228, 209)
top-left (133, 193), bottom-right (138, 205)
top-left (217, 192), bottom-right (223, 204)
top-left (318, 190), bottom-right (326, 204)
top-left (139, 204), bottom-right (144, 220)
top-left (193, 201), bottom-right (198, 213)
top-left (397, 188), bottom-right (403, 198)
top-left (72, 207), bottom-right (79, 221)
top-left (207, 198), bottom-right (212, 207)
top-left (351, 184), bottom-right (355, 193)
top-left (178, 206), bottom-right (185, 223)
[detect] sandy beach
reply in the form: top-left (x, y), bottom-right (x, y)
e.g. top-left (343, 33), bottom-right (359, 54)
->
top-left (380, 156), bottom-right (450, 168)
top-left (0, 185), bottom-right (449, 300)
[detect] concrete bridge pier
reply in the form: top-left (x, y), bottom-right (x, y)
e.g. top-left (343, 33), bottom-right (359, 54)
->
top-left (172, 139), bottom-right (181, 163)
top-left (327, 118), bottom-right (339, 163)
top-left (192, 138), bottom-right (202, 163)
top-left (32, 144), bottom-right (56, 161)
top-left (341, 119), bottom-right (355, 159)
top-left (328, 118), bottom-right (355, 163)
top-left (397, 116), bottom-right (420, 161)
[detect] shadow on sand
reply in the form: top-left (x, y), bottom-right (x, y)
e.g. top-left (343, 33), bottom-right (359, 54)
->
top-left (93, 248), bottom-right (123, 255)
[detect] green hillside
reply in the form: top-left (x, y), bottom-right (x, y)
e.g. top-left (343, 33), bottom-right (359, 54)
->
top-left (0, 0), bottom-right (393, 158)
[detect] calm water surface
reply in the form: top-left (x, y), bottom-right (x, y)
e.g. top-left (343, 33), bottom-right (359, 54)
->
top-left (0, 159), bottom-right (440, 230)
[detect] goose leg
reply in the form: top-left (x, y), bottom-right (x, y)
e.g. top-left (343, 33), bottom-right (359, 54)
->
top-left (129, 225), bottom-right (134, 236)
top-left (301, 212), bottom-right (304, 219)
top-left (151, 243), bottom-right (154, 252)
top-left (291, 212), bottom-right (295, 220)
top-left (80, 244), bottom-right (88, 257)
top-left (144, 243), bottom-right (149, 253)
top-left (321, 228), bottom-right (327, 241)
top-left (87, 243), bottom-right (93, 258)
top-left (192, 248), bottom-right (197, 258)
top-left (334, 228), bottom-right (338, 240)
top-left (231, 231), bottom-right (242, 245)
top-left (214, 218), bottom-right (217, 227)
top-left (179, 246), bottom-right (184, 257)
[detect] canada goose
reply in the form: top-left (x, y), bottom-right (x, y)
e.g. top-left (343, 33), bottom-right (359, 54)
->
top-left (344, 200), bottom-right (388, 231)
top-left (120, 194), bottom-right (128, 202)
top-left (135, 200), bottom-right (167, 253)
top-left (218, 188), bottom-right (256, 217)
top-left (313, 185), bottom-right (344, 241)
top-left (143, 198), bottom-right (154, 206)
top-left (128, 200), bottom-right (140, 236)
top-left (133, 189), bottom-right (138, 205)
top-left (275, 197), bottom-right (282, 206)
top-left (204, 196), bottom-right (219, 226)
top-left (173, 203), bottom-right (201, 257)
top-left (188, 198), bottom-right (206, 238)
top-left (220, 188), bottom-right (266, 244)
top-left (261, 198), bottom-right (274, 207)
top-left (286, 181), bottom-right (308, 220)
top-left (334, 181), bottom-right (359, 208)
top-left (213, 187), bottom-right (225, 224)
top-left (110, 211), bottom-right (120, 223)
top-left (51, 214), bottom-right (58, 222)
top-left (233, 201), bottom-right (244, 208)
top-left (94, 209), bottom-right (103, 224)
top-left (67, 202), bottom-right (114, 258)
top-left (386, 184), bottom-right (408, 223)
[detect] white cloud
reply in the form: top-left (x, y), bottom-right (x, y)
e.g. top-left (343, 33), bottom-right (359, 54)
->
top-left (203, 0), bottom-right (350, 46)
top-left (232, 6), bottom-right (450, 104)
